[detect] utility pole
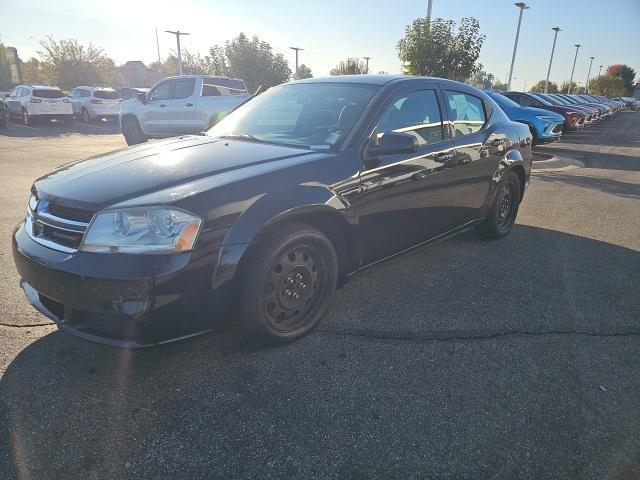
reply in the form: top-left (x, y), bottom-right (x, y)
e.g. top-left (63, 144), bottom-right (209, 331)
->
top-left (507, 2), bottom-right (530, 91)
top-left (155, 29), bottom-right (162, 78)
top-left (164, 30), bottom-right (190, 75)
top-left (585, 56), bottom-right (595, 93)
top-left (568, 43), bottom-right (581, 94)
top-left (289, 46), bottom-right (303, 79)
top-left (544, 27), bottom-right (561, 94)
top-left (363, 56), bottom-right (372, 73)
top-left (427, 0), bottom-right (433, 20)
top-left (598, 65), bottom-right (603, 77)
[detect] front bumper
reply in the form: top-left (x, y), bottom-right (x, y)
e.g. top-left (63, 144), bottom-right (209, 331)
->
top-left (12, 224), bottom-right (218, 348)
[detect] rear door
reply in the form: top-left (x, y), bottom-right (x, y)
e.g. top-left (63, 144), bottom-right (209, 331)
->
top-left (443, 89), bottom-right (510, 224)
top-left (353, 84), bottom-right (457, 263)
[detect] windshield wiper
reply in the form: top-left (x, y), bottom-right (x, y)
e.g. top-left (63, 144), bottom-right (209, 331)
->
top-left (219, 134), bottom-right (268, 144)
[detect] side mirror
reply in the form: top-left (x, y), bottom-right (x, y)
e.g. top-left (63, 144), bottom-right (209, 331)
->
top-left (4, 93), bottom-right (10, 98)
top-left (368, 131), bottom-right (418, 157)
top-left (136, 92), bottom-right (148, 104)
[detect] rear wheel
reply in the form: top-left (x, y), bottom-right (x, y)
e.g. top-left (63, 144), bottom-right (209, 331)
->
top-left (121, 117), bottom-right (147, 146)
top-left (238, 223), bottom-right (338, 343)
top-left (476, 170), bottom-right (521, 239)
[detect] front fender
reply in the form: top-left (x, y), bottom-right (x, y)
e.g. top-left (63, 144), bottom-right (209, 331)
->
top-left (213, 185), bottom-right (353, 288)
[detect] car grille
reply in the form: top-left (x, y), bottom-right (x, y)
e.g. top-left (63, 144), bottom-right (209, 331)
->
top-left (551, 123), bottom-right (563, 134)
top-left (26, 195), bottom-right (94, 253)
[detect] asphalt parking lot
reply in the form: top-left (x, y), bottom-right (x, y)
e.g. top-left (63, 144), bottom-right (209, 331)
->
top-left (1, 113), bottom-right (639, 479)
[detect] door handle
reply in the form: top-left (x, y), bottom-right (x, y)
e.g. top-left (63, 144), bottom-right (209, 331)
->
top-left (185, 103), bottom-right (194, 107)
top-left (159, 104), bottom-right (166, 108)
top-left (434, 152), bottom-right (455, 163)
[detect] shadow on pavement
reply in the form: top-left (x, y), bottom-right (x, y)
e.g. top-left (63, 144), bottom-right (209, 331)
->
top-left (0, 119), bottom-right (121, 138)
top-left (1, 225), bottom-right (640, 479)
top-left (533, 172), bottom-right (640, 200)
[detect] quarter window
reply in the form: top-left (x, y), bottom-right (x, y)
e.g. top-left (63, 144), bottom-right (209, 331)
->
top-left (445, 91), bottom-right (486, 136)
top-left (377, 89), bottom-right (444, 146)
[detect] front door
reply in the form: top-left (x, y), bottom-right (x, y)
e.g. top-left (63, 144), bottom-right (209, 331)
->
top-left (158, 77), bottom-right (200, 135)
top-left (142, 79), bottom-right (174, 136)
top-left (353, 86), bottom-right (457, 264)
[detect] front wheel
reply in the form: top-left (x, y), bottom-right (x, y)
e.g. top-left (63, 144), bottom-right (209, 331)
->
top-left (121, 117), bottom-right (147, 146)
top-left (238, 223), bottom-right (339, 343)
top-left (22, 108), bottom-right (33, 126)
top-left (476, 170), bottom-right (521, 239)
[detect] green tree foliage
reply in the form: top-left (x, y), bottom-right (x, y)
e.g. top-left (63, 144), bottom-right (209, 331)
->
top-left (37, 37), bottom-right (117, 90)
top-left (530, 80), bottom-right (558, 93)
top-left (158, 50), bottom-right (210, 76)
top-left (397, 17), bottom-right (485, 81)
top-left (468, 69), bottom-right (495, 89)
top-left (492, 80), bottom-right (507, 92)
top-left (606, 64), bottom-right (636, 95)
top-left (206, 33), bottom-right (291, 92)
top-left (0, 44), bottom-right (12, 90)
top-left (295, 64), bottom-right (312, 80)
top-left (20, 58), bottom-right (45, 85)
top-left (330, 58), bottom-right (369, 75)
top-left (560, 80), bottom-right (578, 93)
top-left (589, 75), bottom-right (626, 96)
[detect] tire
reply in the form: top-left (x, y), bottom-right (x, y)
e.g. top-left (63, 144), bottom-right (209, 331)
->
top-left (238, 223), bottom-right (339, 343)
top-left (22, 108), bottom-right (34, 126)
top-left (82, 108), bottom-right (91, 124)
top-left (528, 125), bottom-right (538, 147)
top-left (121, 117), bottom-right (147, 146)
top-left (476, 170), bottom-right (521, 239)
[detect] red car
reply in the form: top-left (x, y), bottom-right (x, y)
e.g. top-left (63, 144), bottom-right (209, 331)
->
top-left (504, 91), bottom-right (586, 131)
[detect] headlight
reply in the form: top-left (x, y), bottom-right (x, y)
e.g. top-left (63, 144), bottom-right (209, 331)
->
top-left (80, 207), bottom-right (201, 254)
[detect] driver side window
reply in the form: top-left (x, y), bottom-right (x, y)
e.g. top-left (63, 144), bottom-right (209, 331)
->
top-left (149, 81), bottom-right (173, 101)
top-left (376, 89), bottom-right (444, 146)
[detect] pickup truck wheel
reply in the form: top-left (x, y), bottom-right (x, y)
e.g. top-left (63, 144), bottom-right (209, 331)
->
top-left (22, 108), bottom-right (32, 126)
top-left (239, 223), bottom-right (338, 342)
top-left (82, 108), bottom-right (91, 124)
top-left (476, 170), bottom-right (521, 239)
top-left (121, 117), bottom-right (147, 146)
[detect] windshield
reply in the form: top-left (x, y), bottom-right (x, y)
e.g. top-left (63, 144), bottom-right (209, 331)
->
top-left (94, 89), bottom-right (120, 99)
top-left (485, 90), bottom-right (521, 109)
top-left (32, 89), bottom-right (65, 98)
top-left (207, 83), bottom-right (378, 149)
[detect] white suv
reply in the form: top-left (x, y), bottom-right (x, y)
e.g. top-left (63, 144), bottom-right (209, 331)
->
top-left (69, 86), bottom-right (122, 123)
top-left (4, 85), bottom-right (73, 125)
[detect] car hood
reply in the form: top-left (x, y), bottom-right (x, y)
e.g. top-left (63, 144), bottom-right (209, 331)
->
top-left (33, 135), bottom-right (317, 211)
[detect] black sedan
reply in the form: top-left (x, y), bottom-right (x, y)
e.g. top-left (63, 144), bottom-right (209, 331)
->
top-left (12, 75), bottom-right (532, 347)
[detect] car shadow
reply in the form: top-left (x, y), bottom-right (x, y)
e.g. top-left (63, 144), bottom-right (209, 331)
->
top-left (0, 118), bottom-right (121, 138)
top-left (1, 225), bottom-right (640, 479)
top-left (533, 172), bottom-right (640, 200)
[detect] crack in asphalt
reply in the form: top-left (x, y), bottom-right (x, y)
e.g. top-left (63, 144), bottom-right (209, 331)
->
top-left (316, 328), bottom-right (640, 343)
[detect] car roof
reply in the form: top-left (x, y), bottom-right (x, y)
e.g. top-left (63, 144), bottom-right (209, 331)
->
top-left (73, 86), bottom-right (116, 90)
top-left (161, 74), bottom-right (245, 82)
top-left (293, 74), bottom-right (472, 88)
top-left (18, 85), bottom-right (61, 90)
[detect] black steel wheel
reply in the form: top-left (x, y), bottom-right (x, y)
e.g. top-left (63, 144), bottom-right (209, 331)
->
top-left (476, 170), bottom-right (521, 239)
top-left (239, 223), bottom-right (338, 342)
top-left (121, 117), bottom-right (147, 146)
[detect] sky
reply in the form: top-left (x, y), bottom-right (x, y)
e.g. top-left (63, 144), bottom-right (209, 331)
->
top-left (2, 0), bottom-right (639, 90)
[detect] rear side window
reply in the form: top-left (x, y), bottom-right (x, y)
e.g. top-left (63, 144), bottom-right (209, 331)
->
top-left (204, 77), bottom-right (247, 93)
top-left (202, 84), bottom-right (221, 96)
top-left (173, 79), bottom-right (195, 99)
top-left (377, 89), bottom-right (444, 146)
top-left (518, 95), bottom-right (535, 107)
top-left (32, 89), bottom-right (65, 98)
top-left (445, 91), bottom-right (486, 136)
top-left (94, 90), bottom-right (120, 100)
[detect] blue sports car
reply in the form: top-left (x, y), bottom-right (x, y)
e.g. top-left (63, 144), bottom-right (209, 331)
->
top-left (485, 90), bottom-right (564, 145)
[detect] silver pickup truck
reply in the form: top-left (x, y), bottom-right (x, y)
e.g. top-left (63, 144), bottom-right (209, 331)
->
top-left (119, 75), bottom-right (251, 145)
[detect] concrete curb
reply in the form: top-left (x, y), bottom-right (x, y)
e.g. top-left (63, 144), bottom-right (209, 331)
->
top-left (531, 155), bottom-right (585, 172)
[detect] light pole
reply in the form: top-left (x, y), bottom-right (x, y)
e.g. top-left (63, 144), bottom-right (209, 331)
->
top-left (363, 56), bottom-right (372, 73)
top-left (164, 30), bottom-right (190, 75)
top-left (598, 65), bottom-right (603, 77)
top-left (507, 2), bottom-right (529, 91)
top-left (544, 27), bottom-right (561, 94)
top-left (585, 56), bottom-right (595, 93)
top-left (289, 46), bottom-right (303, 79)
top-left (567, 43), bottom-right (581, 94)
top-left (427, 0), bottom-right (433, 20)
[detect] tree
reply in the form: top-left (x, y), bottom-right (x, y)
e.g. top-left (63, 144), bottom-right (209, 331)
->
top-left (588, 74), bottom-right (626, 96)
top-left (468, 69), bottom-right (495, 89)
top-left (397, 17), bottom-right (485, 81)
top-left (530, 80), bottom-right (558, 93)
top-left (159, 50), bottom-right (210, 76)
top-left (295, 64), bottom-right (312, 80)
top-left (560, 80), bottom-right (578, 93)
top-left (0, 44), bottom-right (12, 90)
top-left (206, 33), bottom-right (291, 92)
top-left (330, 57), bottom-right (369, 75)
top-left (20, 58), bottom-right (45, 85)
top-left (37, 37), bottom-right (118, 90)
top-left (606, 64), bottom-right (636, 95)
top-left (492, 80), bottom-right (507, 92)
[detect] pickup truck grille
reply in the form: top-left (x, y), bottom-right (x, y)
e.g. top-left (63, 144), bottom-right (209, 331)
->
top-left (26, 196), bottom-right (94, 253)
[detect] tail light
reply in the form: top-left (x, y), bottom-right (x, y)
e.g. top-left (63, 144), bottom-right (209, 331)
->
top-left (90, 99), bottom-right (103, 104)
top-left (30, 98), bottom-right (42, 103)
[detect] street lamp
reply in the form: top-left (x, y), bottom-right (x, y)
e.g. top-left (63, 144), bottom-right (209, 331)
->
top-left (585, 56), bottom-right (595, 93)
top-left (165, 30), bottom-right (190, 75)
top-left (544, 27), bottom-right (561, 94)
top-left (507, 2), bottom-right (529, 91)
top-left (598, 65), bottom-right (603, 77)
top-left (289, 46), bottom-right (303, 79)
top-left (363, 56), bottom-right (372, 73)
top-left (567, 43), bottom-right (581, 94)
